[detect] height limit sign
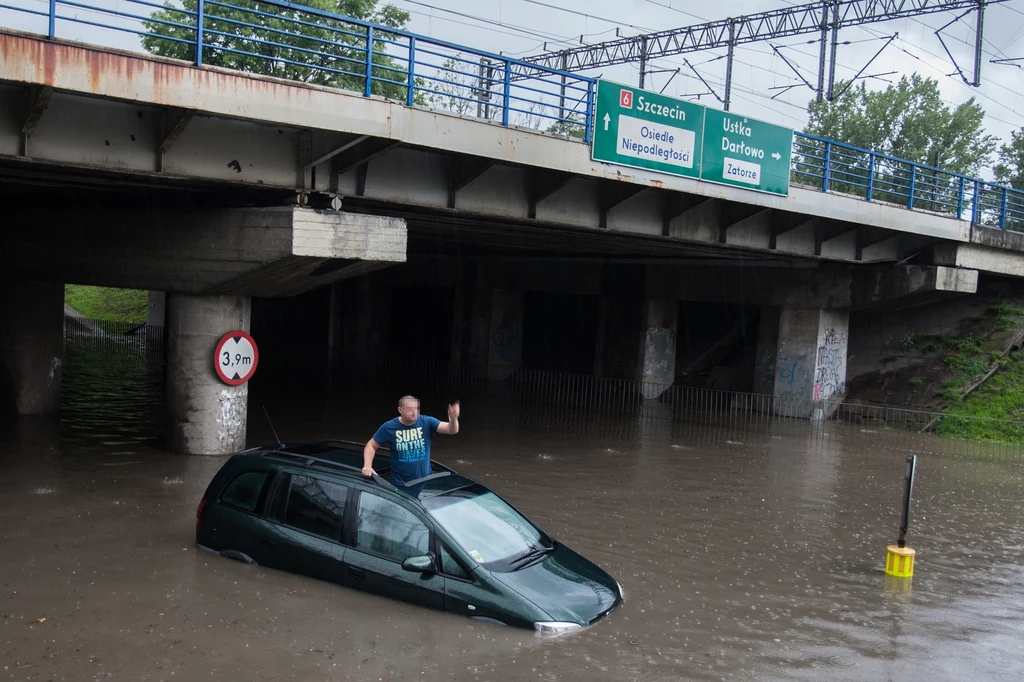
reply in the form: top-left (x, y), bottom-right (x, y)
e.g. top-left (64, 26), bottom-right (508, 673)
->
top-left (215, 330), bottom-right (259, 385)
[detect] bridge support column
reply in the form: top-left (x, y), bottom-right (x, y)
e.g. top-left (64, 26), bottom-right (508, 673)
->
top-left (487, 289), bottom-right (522, 380)
top-left (166, 294), bottom-right (251, 455)
top-left (639, 299), bottom-right (678, 399)
top-left (755, 306), bottom-right (848, 419)
top-left (0, 281), bottom-right (64, 415)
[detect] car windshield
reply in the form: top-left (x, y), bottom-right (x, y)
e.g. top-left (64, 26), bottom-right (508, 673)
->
top-left (422, 485), bottom-right (551, 567)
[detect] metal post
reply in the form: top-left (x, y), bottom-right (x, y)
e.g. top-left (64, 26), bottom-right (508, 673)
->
top-left (866, 153), bottom-right (874, 202)
top-left (724, 21), bottom-right (735, 111)
top-left (1001, 186), bottom-right (1009, 229)
top-left (558, 53), bottom-right (568, 122)
top-left (957, 176), bottom-right (965, 218)
top-left (364, 26), bottom-right (374, 97)
top-left (406, 37), bottom-right (416, 107)
top-left (827, 0), bottom-right (839, 100)
top-left (816, 0), bottom-right (829, 101)
top-left (477, 59), bottom-right (486, 119)
top-left (584, 80), bottom-right (594, 144)
top-left (897, 455), bottom-right (916, 548)
top-left (972, 180), bottom-right (981, 224)
top-left (822, 141), bottom-right (831, 191)
top-left (196, 0), bottom-right (204, 67)
top-left (639, 37), bottom-right (649, 89)
top-left (502, 60), bottom-right (511, 127)
top-left (973, 1), bottom-right (984, 87)
top-left (48, 0), bottom-right (56, 38)
top-left (908, 165), bottom-right (917, 209)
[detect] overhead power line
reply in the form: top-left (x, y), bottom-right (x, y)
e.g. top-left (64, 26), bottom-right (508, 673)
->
top-left (515, 0), bottom-right (1008, 110)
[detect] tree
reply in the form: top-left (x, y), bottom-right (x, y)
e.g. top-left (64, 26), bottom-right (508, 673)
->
top-left (994, 128), bottom-right (1024, 191)
top-left (420, 55), bottom-right (498, 119)
top-left (800, 74), bottom-right (997, 212)
top-left (142, 0), bottom-right (411, 99)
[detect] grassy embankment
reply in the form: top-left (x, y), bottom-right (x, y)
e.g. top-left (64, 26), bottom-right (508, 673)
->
top-left (64, 284), bottom-right (148, 323)
top-left (922, 302), bottom-right (1024, 445)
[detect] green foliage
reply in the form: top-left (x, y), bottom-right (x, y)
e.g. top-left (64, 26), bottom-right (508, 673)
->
top-left (989, 301), bottom-right (1024, 330)
top-left (937, 350), bottom-right (1024, 445)
top-left (934, 387), bottom-right (962, 402)
top-left (908, 377), bottom-right (923, 386)
top-left (799, 74), bottom-right (996, 212)
top-left (420, 56), bottom-right (496, 117)
top-left (994, 127), bottom-right (1024, 191)
top-left (141, 0), bottom-right (411, 98)
top-left (65, 285), bottom-right (148, 322)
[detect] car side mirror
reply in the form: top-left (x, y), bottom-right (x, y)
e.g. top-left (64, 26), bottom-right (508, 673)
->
top-left (402, 555), bottom-right (434, 573)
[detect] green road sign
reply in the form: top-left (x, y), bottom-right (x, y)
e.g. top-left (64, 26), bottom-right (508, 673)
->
top-left (699, 108), bottom-right (793, 196)
top-left (591, 80), bottom-right (705, 179)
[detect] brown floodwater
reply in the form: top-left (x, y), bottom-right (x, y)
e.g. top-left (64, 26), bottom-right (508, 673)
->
top-left (1, 348), bottom-right (1023, 681)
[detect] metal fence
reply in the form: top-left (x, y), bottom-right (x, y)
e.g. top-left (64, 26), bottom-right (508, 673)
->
top-left (63, 314), bottom-right (164, 359)
top-left (4, 0), bottom-right (1023, 231)
top-left (337, 354), bottom-right (1024, 462)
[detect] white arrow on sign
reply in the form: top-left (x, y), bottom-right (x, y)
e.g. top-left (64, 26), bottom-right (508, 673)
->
top-left (771, 152), bottom-right (782, 160)
top-left (603, 113), bottom-right (611, 131)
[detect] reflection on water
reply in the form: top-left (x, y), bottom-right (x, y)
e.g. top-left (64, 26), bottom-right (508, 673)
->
top-left (0, 342), bottom-right (1021, 680)
top-left (59, 341), bottom-right (165, 451)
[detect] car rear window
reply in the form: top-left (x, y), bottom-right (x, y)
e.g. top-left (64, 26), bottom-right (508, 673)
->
top-left (221, 471), bottom-right (269, 512)
top-left (283, 476), bottom-right (349, 541)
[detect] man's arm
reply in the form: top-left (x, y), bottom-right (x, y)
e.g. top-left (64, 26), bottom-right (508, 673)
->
top-left (436, 401), bottom-right (460, 435)
top-left (362, 438), bottom-right (380, 476)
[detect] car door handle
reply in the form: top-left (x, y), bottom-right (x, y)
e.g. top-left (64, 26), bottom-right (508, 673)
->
top-left (348, 567), bottom-right (365, 580)
top-left (263, 539), bottom-right (277, 549)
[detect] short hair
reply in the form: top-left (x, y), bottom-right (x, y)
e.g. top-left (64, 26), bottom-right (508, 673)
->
top-left (398, 395), bottom-right (419, 407)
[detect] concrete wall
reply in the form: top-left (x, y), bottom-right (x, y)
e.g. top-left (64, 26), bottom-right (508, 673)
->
top-left (0, 281), bottom-right (64, 415)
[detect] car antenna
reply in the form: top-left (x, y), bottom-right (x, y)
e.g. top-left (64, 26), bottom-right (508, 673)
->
top-left (263, 406), bottom-right (283, 446)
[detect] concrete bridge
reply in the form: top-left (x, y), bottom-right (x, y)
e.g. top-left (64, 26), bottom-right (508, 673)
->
top-left (2, 1), bottom-right (1023, 453)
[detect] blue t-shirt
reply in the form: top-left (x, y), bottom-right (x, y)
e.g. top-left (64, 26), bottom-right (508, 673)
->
top-left (372, 415), bottom-right (442, 485)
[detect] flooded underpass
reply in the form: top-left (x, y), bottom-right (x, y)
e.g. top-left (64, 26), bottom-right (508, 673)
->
top-left (2, 342), bottom-right (1024, 681)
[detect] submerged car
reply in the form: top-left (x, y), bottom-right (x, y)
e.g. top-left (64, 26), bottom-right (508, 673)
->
top-left (195, 440), bottom-right (622, 632)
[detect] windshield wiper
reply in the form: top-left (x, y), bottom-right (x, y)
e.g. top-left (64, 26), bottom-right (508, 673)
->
top-left (509, 545), bottom-right (554, 568)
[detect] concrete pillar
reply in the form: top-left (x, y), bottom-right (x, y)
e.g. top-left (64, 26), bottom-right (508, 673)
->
top-left (593, 296), bottom-right (643, 380)
top-left (487, 289), bottom-right (522, 380)
top-left (147, 291), bottom-right (166, 327)
top-left (166, 294), bottom-right (251, 455)
top-left (639, 299), bottom-right (678, 399)
top-left (465, 264), bottom-right (490, 377)
top-left (0, 281), bottom-right (64, 416)
top-left (762, 306), bottom-right (849, 418)
top-left (752, 306), bottom-right (780, 396)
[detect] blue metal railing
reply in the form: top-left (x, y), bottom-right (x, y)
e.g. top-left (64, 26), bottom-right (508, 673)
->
top-left (2, 0), bottom-right (1022, 231)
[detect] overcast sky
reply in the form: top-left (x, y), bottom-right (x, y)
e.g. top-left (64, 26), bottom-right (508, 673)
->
top-left (391, 0), bottom-right (1024, 151)
top-left (4, 0), bottom-right (1022, 169)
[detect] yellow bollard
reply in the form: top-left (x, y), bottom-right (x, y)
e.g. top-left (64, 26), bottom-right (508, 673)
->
top-left (885, 544), bottom-right (915, 578)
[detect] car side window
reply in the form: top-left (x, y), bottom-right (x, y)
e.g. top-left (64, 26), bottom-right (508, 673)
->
top-left (438, 542), bottom-right (470, 580)
top-left (356, 492), bottom-right (430, 562)
top-left (221, 471), bottom-right (269, 512)
top-left (282, 475), bottom-right (349, 541)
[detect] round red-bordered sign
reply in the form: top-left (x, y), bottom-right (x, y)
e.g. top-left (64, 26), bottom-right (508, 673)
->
top-left (214, 330), bottom-right (259, 385)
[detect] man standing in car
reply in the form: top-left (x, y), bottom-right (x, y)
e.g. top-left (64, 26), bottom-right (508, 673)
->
top-left (362, 395), bottom-right (460, 485)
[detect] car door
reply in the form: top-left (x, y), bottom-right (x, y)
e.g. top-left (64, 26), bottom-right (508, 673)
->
top-left (257, 472), bottom-right (349, 585)
top-left (208, 469), bottom-right (275, 564)
top-left (342, 488), bottom-right (445, 611)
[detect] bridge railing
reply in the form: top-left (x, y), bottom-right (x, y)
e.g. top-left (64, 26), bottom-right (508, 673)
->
top-left (3, 0), bottom-right (1022, 231)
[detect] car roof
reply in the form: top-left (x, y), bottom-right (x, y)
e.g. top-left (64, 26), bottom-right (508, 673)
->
top-left (239, 440), bottom-right (476, 503)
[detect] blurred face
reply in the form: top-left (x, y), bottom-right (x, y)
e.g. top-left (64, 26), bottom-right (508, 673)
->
top-left (398, 398), bottom-right (420, 424)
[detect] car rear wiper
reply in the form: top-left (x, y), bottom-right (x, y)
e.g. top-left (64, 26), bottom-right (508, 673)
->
top-left (509, 545), bottom-right (554, 569)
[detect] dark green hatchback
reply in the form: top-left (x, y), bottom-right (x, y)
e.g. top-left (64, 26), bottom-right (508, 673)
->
top-left (195, 440), bottom-right (623, 632)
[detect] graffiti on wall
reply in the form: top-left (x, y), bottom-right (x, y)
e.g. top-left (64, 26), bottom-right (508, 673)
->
top-left (217, 385), bottom-right (247, 445)
top-left (778, 360), bottom-right (798, 385)
top-left (814, 328), bottom-right (846, 401)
